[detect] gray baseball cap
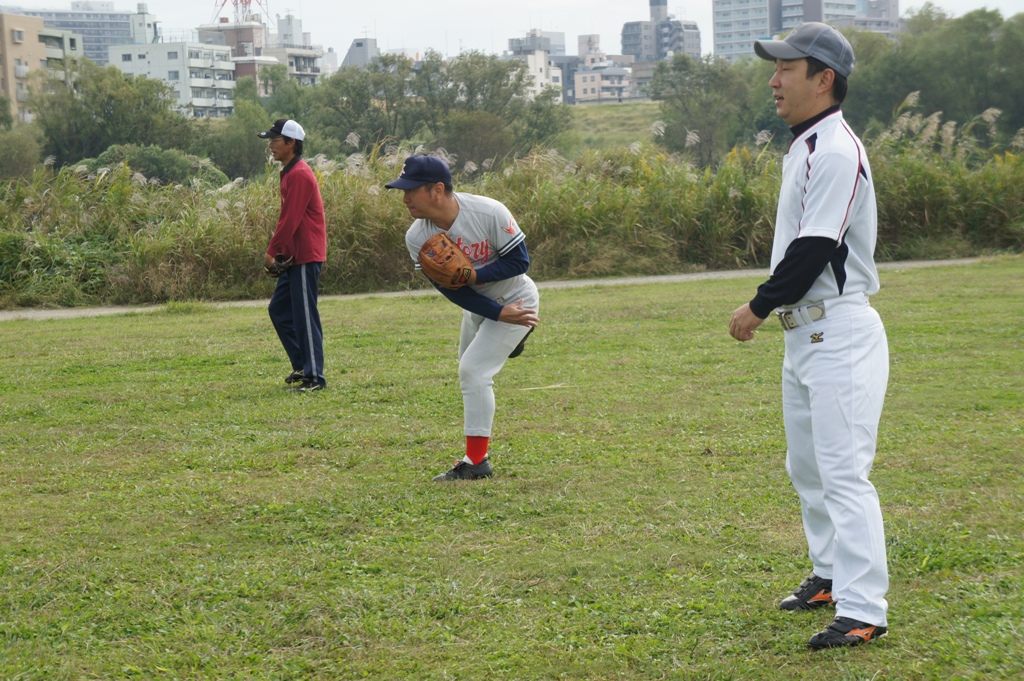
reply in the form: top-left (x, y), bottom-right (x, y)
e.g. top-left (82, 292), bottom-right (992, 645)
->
top-left (754, 22), bottom-right (854, 78)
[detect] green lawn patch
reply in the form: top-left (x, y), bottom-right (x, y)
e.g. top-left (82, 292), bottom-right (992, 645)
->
top-left (0, 257), bottom-right (1021, 679)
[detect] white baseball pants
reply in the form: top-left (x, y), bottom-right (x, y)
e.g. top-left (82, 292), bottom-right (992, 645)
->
top-left (781, 293), bottom-right (890, 626)
top-left (457, 285), bottom-right (539, 437)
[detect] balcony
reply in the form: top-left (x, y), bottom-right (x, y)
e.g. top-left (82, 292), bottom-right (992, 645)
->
top-left (15, 64), bottom-right (31, 78)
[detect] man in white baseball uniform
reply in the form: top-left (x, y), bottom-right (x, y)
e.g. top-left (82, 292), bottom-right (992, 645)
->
top-left (386, 155), bottom-right (539, 481)
top-left (729, 23), bottom-right (890, 649)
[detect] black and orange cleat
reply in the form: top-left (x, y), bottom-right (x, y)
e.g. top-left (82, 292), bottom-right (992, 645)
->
top-left (779, 573), bottom-right (835, 611)
top-left (808, 616), bottom-right (887, 650)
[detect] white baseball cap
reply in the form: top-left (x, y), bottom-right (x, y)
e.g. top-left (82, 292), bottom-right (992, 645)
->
top-left (257, 118), bottom-right (306, 141)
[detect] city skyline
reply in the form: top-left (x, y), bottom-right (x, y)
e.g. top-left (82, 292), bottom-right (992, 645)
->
top-left (3, 0), bottom-right (1019, 60)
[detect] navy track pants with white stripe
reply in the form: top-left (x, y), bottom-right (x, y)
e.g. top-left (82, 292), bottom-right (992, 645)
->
top-left (268, 262), bottom-right (325, 387)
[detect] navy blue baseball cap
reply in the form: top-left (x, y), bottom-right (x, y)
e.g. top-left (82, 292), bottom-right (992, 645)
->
top-left (385, 155), bottom-right (452, 189)
top-left (754, 22), bottom-right (855, 78)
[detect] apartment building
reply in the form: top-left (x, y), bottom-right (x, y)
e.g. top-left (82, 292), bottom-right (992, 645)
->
top-left (109, 41), bottom-right (235, 117)
top-left (713, 0), bottom-right (866, 63)
top-left (0, 1), bottom-right (156, 65)
top-left (713, 0), bottom-right (772, 63)
top-left (622, 0), bottom-right (701, 63)
top-left (506, 29), bottom-right (565, 101)
top-left (0, 12), bottom-right (82, 122)
top-left (574, 65), bottom-right (630, 103)
top-left (264, 13), bottom-right (322, 86)
top-left (197, 15), bottom-right (277, 96)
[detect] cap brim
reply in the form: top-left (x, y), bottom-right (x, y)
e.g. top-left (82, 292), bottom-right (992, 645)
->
top-left (256, 131), bottom-right (281, 139)
top-left (384, 178), bottom-right (429, 189)
top-left (754, 39), bottom-right (808, 63)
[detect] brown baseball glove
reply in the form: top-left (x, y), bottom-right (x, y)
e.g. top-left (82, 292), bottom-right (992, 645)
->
top-left (418, 232), bottom-right (474, 289)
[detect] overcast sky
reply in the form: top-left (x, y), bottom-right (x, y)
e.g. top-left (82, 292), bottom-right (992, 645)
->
top-left (8, 0), bottom-right (1022, 58)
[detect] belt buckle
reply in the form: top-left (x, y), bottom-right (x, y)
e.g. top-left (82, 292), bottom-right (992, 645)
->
top-left (776, 310), bottom-right (797, 330)
top-left (778, 307), bottom-right (794, 329)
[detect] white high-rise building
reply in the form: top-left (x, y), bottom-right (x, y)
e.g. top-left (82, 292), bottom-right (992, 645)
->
top-left (713, 0), bottom-right (771, 63)
top-left (714, 0), bottom-right (858, 63)
top-left (110, 41), bottom-right (235, 118)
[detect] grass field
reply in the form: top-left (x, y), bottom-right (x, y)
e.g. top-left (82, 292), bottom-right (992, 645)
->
top-left (570, 101), bottom-right (663, 150)
top-left (0, 257), bottom-right (1021, 679)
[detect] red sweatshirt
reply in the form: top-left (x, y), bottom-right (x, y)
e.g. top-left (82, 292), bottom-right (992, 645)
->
top-left (266, 158), bottom-right (327, 264)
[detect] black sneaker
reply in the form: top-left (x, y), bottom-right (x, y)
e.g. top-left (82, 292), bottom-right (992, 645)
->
top-left (285, 369), bottom-right (305, 384)
top-left (295, 379), bottom-right (325, 393)
top-left (432, 459), bottom-right (493, 481)
top-left (508, 327), bottom-right (534, 359)
top-left (808, 616), bottom-right (887, 650)
top-left (779, 573), bottom-right (835, 611)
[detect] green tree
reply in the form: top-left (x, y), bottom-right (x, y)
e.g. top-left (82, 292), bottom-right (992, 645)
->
top-left (0, 95), bottom-right (13, 131)
top-left (258, 63), bottom-right (288, 97)
top-left (846, 7), bottom-right (1022, 140)
top-left (445, 51), bottom-right (529, 118)
top-left (649, 54), bottom-right (748, 167)
top-left (29, 58), bottom-right (190, 167)
top-left (412, 50), bottom-right (456, 134)
top-left (412, 51), bottom-right (570, 160)
top-left (194, 100), bottom-right (272, 179)
top-left (233, 75), bottom-right (260, 105)
top-left (435, 110), bottom-right (514, 165)
top-left (0, 124), bottom-right (42, 178)
top-left (266, 78), bottom-right (309, 122)
top-left (993, 14), bottom-right (1024, 134)
top-left (510, 86), bottom-right (573, 154)
top-left (308, 55), bottom-right (423, 150)
top-left (733, 58), bottom-right (789, 151)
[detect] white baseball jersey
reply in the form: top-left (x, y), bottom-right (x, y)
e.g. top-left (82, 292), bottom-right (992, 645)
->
top-left (405, 193), bottom-right (534, 302)
top-left (772, 110), bottom-right (879, 305)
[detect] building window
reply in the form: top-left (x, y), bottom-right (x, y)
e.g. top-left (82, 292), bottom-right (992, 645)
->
top-left (168, 51), bottom-right (178, 59)
top-left (122, 54), bottom-right (132, 61)
top-left (70, 38), bottom-right (76, 49)
top-left (188, 50), bottom-right (201, 59)
top-left (138, 54), bottom-right (146, 60)
top-left (168, 70), bottom-right (179, 80)
top-left (11, 29), bottom-right (25, 43)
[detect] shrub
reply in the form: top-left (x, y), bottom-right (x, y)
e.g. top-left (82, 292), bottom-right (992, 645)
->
top-left (84, 144), bottom-right (230, 187)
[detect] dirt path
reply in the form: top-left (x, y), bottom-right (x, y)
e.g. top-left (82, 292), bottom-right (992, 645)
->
top-left (0, 257), bottom-right (986, 323)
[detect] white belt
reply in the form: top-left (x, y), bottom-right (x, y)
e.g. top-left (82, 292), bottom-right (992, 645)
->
top-left (776, 292), bottom-right (869, 331)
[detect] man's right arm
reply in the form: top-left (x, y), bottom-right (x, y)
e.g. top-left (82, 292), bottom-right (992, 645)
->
top-left (748, 236), bottom-right (838, 318)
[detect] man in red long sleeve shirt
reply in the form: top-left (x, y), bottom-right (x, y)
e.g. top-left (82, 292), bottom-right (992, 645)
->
top-left (258, 118), bottom-right (327, 392)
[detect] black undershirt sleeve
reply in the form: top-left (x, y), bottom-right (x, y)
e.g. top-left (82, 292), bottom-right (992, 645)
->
top-left (433, 283), bottom-right (505, 321)
top-left (474, 242), bottom-right (530, 284)
top-left (748, 236), bottom-right (839, 319)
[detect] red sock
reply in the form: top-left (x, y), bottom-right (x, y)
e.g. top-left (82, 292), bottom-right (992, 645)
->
top-left (466, 436), bottom-right (489, 465)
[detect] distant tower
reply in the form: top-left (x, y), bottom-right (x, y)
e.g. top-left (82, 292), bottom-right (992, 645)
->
top-left (213, 0), bottom-right (271, 24)
top-left (650, 0), bottom-right (669, 22)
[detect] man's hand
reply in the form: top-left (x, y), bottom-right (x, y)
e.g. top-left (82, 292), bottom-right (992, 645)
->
top-left (729, 303), bottom-right (766, 341)
top-left (498, 300), bottom-right (539, 328)
top-left (264, 253), bottom-right (294, 278)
